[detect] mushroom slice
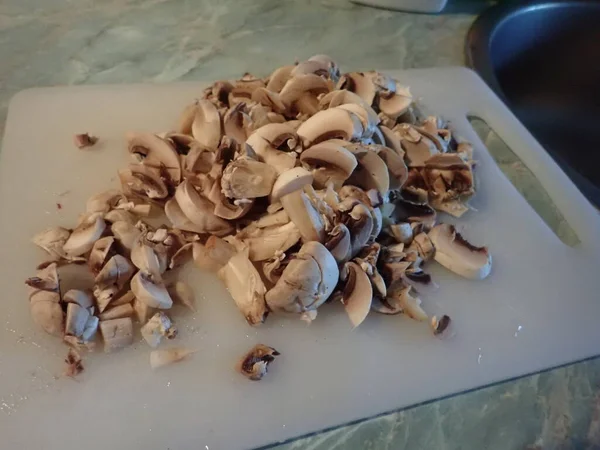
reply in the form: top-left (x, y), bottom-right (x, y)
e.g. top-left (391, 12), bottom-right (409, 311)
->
top-left (237, 344), bottom-right (280, 381)
top-left (168, 281), bottom-right (196, 312)
top-left (221, 158), bottom-right (277, 199)
top-left (336, 103), bottom-right (379, 141)
top-left (32, 227), bottom-right (71, 260)
top-left (279, 74), bottom-right (332, 111)
top-left (379, 125), bottom-right (404, 157)
top-left (338, 199), bottom-right (374, 257)
top-left (431, 314), bottom-right (452, 336)
top-left (378, 85), bottom-right (413, 120)
top-left (325, 223), bottom-right (352, 264)
top-left (174, 180), bottom-right (234, 236)
top-left (428, 224), bottom-right (491, 280)
top-left (193, 236), bottom-right (236, 272)
top-left (336, 72), bottom-right (376, 105)
top-left (251, 87), bottom-right (286, 114)
top-left (202, 80), bottom-right (234, 108)
top-left (246, 123), bottom-right (299, 174)
top-left (64, 302), bottom-right (90, 338)
top-left (126, 132), bottom-right (181, 183)
top-left (119, 165), bottom-right (169, 200)
top-left (396, 287), bottom-right (428, 322)
top-left (262, 252), bottom-right (289, 284)
top-left (265, 242), bottom-right (338, 315)
top-left (280, 189), bottom-right (325, 243)
top-left (164, 198), bottom-right (209, 234)
top-left (300, 141), bottom-right (357, 189)
top-left (25, 264), bottom-right (63, 336)
top-left (94, 255), bottom-right (135, 312)
top-left (191, 99), bottom-right (222, 151)
top-left (389, 222), bottom-right (413, 244)
top-left (394, 124), bottom-right (439, 167)
top-left (340, 261), bottom-right (373, 327)
top-left (223, 102), bottom-right (252, 145)
top-left (130, 270), bottom-right (174, 309)
top-left (240, 221), bottom-right (301, 262)
top-left (100, 317), bottom-right (133, 352)
top-left (218, 251), bottom-right (268, 326)
top-left (389, 197), bottom-right (437, 232)
top-left (131, 238), bottom-right (165, 282)
top-left (62, 214), bottom-right (106, 257)
top-left (141, 312), bottom-right (177, 348)
top-left (345, 147), bottom-right (390, 196)
top-left (408, 232), bottom-right (435, 262)
top-left (402, 270), bottom-right (439, 296)
top-left (296, 108), bottom-right (363, 147)
top-left (266, 65), bottom-right (295, 93)
top-left (104, 209), bottom-right (136, 224)
top-left (270, 167), bottom-right (314, 201)
top-left (88, 236), bottom-right (115, 275)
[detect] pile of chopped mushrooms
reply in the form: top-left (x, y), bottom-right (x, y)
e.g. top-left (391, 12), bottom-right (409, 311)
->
top-left (25, 55), bottom-right (491, 380)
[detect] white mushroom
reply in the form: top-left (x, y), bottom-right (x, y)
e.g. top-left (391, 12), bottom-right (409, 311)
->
top-left (167, 281), bottom-right (196, 312)
top-left (88, 236), bottom-right (115, 275)
top-left (93, 255), bottom-right (135, 312)
top-left (238, 221), bottom-right (301, 262)
top-left (428, 224), bottom-right (491, 280)
top-left (25, 264), bottom-right (64, 336)
top-left (396, 287), bottom-right (428, 322)
top-left (62, 214), bottom-right (106, 257)
top-left (340, 261), bottom-right (373, 328)
top-left (300, 140), bottom-right (358, 189)
top-left (191, 99), bottom-right (222, 151)
top-left (280, 189), bottom-right (325, 243)
top-left (174, 180), bottom-right (233, 236)
top-left (127, 132), bottom-right (181, 183)
top-left (296, 108), bottom-right (363, 147)
top-left (270, 167), bottom-right (314, 202)
top-left (221, 158), bottom-right (277, 199)
top-left (100, 317), bottom-right (134, 352)
top-left (237, 344), bottom-right (280, 381)
top-left (130, 270), bottom-right (174, 309)
top-left (245, 123), bottom-right (299, 174)
top-left (32, 227), bottom-right (72, 260)
top-left (192, 236), bottom-right (236, 272)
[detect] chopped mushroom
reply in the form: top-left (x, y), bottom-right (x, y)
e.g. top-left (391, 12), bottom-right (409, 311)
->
top-left (237, 344), bottom-right (280, 381)
top-left (73, 133), bottom-right (98, 149)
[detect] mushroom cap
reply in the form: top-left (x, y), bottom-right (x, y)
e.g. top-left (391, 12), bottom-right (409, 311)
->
top-left (336, 72), bottom-right (377, 105)
top-left (428, 224), bottom-right (491, 280)
top-left (245, 123), bottom-right (299, 175)
top-left (345, 146), bottom-right (390, 196)
top-left (239, 221), bottom-right (301, 262)
top-left (266, 65), bottom-right (296, 93)
top-left (378, 86), bottom-right (412, 120)
top-left (394, 124), bottom-right (439, 168)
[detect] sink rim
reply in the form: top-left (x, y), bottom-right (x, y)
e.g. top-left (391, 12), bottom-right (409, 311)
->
top-left (465, 0), bottom-right (598, 102)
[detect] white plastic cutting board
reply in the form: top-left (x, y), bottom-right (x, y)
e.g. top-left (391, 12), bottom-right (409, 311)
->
top-left (1, 68), bottom-right (600, 450)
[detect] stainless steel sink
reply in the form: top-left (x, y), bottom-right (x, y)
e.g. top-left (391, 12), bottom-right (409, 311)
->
top-left (466, 0), bottom-right (600, 207)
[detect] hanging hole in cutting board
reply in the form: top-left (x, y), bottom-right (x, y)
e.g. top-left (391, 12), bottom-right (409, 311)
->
top-left (467, 115), bottom-right (580, 247)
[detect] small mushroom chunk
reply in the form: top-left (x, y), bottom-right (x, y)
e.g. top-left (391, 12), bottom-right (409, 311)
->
top-left (74, 133), bottom-right (98, 149)
top-left (237, 344), bottom-right (280, 381)
top-left (423, 153), bottom-right (474, 218)
top-left (378, 85), bottom-right (413, 120)
top-left (401, 270), bottom-right (439, 296)
top-left (431, 314), bottom-right (451, 336)
top-left (270, 167), bottom-right (313, 202)
top-left (395, 287), bottom-right (428, 322)
top-left (64, 348), bottom-right (84, 377)
top-left (389, 222), bottom-right (413, 245)
top-left (300, 140), bottom-right (358, 189)
top-left (65, 303), bottom-right (90, 337)
top-left (376, 145), bottom-right (408, 189)
top-left (25, 263), bottom-right (63, 336)
top-left (238, 221), bottom-right (301, 262)
top-left (126, 132), bottom-right (181, 183)
top-left (133, 296), bottom-right (154, 323)
top-left (62, 214), bottom-right (106, 257)
top-left (428, 224), bottom-right (491, 280)
top-left (150, 348), bottom-right (195, 369)
top-left (174, 180), bottom-right (233, 237)
top-left (262, 252), bottom-right (290, 284)
top-left (266, 65), bottom-right (295, 93)
top-left (340, 261), bottom-right (373, 327)
top-left (192, 236), bottom-right (236, 272)
top-left (394, 124), bottom-right (439, 168)
top-left (141, 312), bottom-right (177, 347)
top-left (93, 255), bottom-right (135, 312)
top-left (32, 227), bottom-right (71, 260)
top-left (130, 271), bottom-right (174, 309)
top-left (221, 158), bottom-right (277, 199)
top-left (118, 165), bottom-right (169, 200)
top-left (63, 289), bottom-right (94, 309)
top-left (99, 303), bottom-right (134, 321)
top-left (371, 295), bottom-right (403, 315)
top-left (218, 251), bottom-right (268, 326)
top-left (266, 242), bottom-right (338, 316)
top-left (280, 189), bottom-right (325, 243)
top-left (100, 317), bottom-right (133, 352)
top-left (88, 236), bottom-right (115, 275)
top-left (336, 72), bottom-right (377, 105)
top-left (338, 199), bottom-right (374, 257)
top-left (191, 99), bottom-right (222, 151)
top-left (389, 197), bottom-right (437, 232)
top-left (408, 232), bottom-right (435, 262)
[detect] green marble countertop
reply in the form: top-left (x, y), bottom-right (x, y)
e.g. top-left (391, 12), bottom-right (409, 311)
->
top-left (1, 1), bottom-right (599, 449)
